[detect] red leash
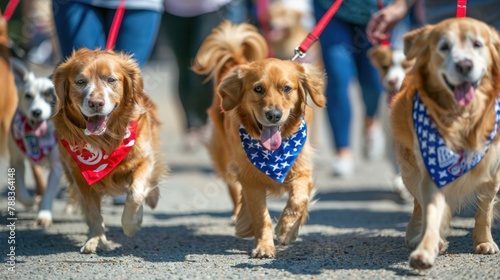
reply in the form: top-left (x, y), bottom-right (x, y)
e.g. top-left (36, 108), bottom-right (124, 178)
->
top-left (106, 0), bottom-right (126, 50)
top-left (377, 0), bottom-right (390, 47)
top-left (292, 0), bottom-right (343, 61)
top-left (3, 0), bottom-right (20, 22)
top-left (456, 0), bottom-right (467, 17)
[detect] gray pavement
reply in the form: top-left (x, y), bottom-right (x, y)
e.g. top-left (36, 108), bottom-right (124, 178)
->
top-left (1, 61), bottom-right (500, 279)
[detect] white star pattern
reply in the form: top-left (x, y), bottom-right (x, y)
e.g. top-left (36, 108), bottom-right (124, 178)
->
top-left (239, 118), bottom-right (307, 183)
top-left (413, 93), bottom-right (500, 188)
top-left (270, 163), bottom-right (280, 171)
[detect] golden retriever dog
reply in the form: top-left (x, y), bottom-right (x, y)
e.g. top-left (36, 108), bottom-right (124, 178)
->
top-left (193, 21), bottom-right (326, 258)
top-left (392, 17), bottom-right (500, 270)
top-left (52, 48), bottom-right (166, 253)
top-left (0, 10), bottom-right (18, 156)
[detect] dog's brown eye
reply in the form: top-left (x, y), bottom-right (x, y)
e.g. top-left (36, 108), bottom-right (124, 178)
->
top-left (107, 77), bottom-right (117, 83)
top-left (473, 40), bottom-right (483, 48)
top-left (381, 65), bottom-right (390, 71)
top-left (283, 86), bottom-right (292, 93)
top-left (76, 79), bottom-right (86, 85)
top-left (254, 85), bottom-right (264, 94)
top-left (25, 92), bottom-right (33, 100)
top-left (439, 43), bottom-right (450, 52)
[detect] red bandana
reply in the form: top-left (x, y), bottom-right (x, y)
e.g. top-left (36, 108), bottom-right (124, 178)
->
top-left (61, 121), bottom-right (138, 185)
top-left (11, 110), bottom-right (57, 163)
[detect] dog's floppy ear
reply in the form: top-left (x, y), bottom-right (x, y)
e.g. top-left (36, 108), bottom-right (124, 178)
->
top-left (51, 61), bottom-right (70, 116)
top-left (404, 25), bottom-right (433, 60)
top-left (297, 63), bottom-right (326, 108)
top-left (118, 52), bottom-right (147, 111)
top-left (218, 68), bottom-right (244, 111)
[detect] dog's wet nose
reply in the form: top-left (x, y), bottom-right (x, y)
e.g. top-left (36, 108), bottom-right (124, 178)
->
top-left (387, 79), bottom-right (398, 87)
top-left (31, 109), bottom-right (42, 118)
top-left (455, 59), bottom-right (473, 75)
top-left (265, 109), bottom-right (282, 123)
top-left (88, 99), bottom-right (105, 111)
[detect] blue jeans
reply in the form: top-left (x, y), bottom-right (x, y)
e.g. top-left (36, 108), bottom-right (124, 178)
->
top-left (314, 1), bottom-right (383, 150)
top-left (52, 1), bottom-right (161, 67)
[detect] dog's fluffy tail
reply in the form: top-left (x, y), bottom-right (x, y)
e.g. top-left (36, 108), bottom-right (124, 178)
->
top-left (192, 20), bottom-right (268, 84)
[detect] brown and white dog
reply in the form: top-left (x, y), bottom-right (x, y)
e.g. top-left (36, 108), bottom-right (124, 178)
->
top-left (369, 46), bottom-right (413, 199)
top-left (392, 18), bottom-right (500, 270)
top-left (8, 58), bottom-right (62, 226)
top-left (52, 49), bottom-right (166, 253)
top-left (193, 21), bottom-right (326, 258)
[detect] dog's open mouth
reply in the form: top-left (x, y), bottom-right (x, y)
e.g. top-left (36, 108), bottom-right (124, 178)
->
top-left (28, 120), bottom-right (48, 137)
top-left (442, 74), bottom-right (478, 107)
top-left (80, 105), bottom-right (116, 136)
top-left (255, 114), bottom-right (282, 151)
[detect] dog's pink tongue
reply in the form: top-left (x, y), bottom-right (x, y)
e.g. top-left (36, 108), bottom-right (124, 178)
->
top-left (86, 115), bottom-right (107, 135)
top-left (32, 121), bottom-right (47, 137)
top-left (454, 82), bottom-right (475, 107)
top-left (260, 126), bottom-right (282, 151)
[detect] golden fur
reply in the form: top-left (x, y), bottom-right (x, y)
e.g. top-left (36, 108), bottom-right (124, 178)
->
top-left (52, 49), bottom-right (166, 253)
top-left (0, 11), bottom-right (18, 156)
top-left (392, 18), bottom-right (500, 270)
top-left (193, 21), bottom-right (326, 258)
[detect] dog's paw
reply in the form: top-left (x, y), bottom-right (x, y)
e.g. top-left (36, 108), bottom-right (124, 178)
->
top-left (251, 244), bottom-right (276, 258)
top-left (409, 249), bottom-right (436, 271)
top-left (80, 236), bottom-right (108, 254)
top-left (275, 220), bottom-right (299, 245)
top-left (145, 188), bottom-right (159, 209)
top-left (438, 238), bottom-right (448, 254)
top-left (475, 242), bottom-right (500, 254)
top-left (121, 207), bottom-right (143, 237)
top-left (34, 210), bottom-right (53, 228)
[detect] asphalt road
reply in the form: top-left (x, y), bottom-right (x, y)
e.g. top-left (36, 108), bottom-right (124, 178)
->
top-left (1, 61), bottom-right (500, 280)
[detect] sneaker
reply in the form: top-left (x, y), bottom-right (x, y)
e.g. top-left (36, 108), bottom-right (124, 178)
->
top-left (364, 123), bottom-right (385, 160)
top-left (332, 156), bottom-right (355, 177)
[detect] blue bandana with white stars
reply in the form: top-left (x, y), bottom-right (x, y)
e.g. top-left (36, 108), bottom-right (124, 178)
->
top-left (239, 118), bottom-right (307, 183)
top-left (413, 93), bottom-right (500, 188)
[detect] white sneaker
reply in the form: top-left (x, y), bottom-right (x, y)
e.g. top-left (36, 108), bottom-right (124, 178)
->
top-left (364, 123), bottom-right (385, 160)
top-left (332, 157), bottom-right (355, 177)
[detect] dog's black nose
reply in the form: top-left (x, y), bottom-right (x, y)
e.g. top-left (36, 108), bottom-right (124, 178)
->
top-left (88, 99), bottom-right (105, 111)
top-left (455, 59), bottom-right (473, 75)
top-left (265, 109), bottom-right (282, 123)
top-left (31, 109), bottom-right (42, 118)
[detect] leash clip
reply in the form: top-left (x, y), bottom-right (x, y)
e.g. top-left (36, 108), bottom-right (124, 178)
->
top-left (291, 48), bottom-right (306, 61)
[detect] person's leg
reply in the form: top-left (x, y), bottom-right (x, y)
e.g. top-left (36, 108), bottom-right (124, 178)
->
top-left (111, 9), bottom-right (162, 68)
top-left (355, 25), bottom-right (384, 160)
top-left (52, 1), bottom-right (106, 59)
top-left (314, 2), bottom-right (356, 175)
top-left (190, 10), bottom-right (226, 127)
top-left (163, 12), bottom-right (200, 131)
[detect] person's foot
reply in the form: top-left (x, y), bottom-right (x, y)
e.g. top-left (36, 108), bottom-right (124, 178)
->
top-left (363, 122), bottom-right (385, 160)
top-left (332, 155), bottom-right (355, 177)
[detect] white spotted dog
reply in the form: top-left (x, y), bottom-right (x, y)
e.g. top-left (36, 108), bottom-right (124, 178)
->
top-left (8, 58), bottom-right (63, 227)
top-left (368, 45), bottom-right (413, 200)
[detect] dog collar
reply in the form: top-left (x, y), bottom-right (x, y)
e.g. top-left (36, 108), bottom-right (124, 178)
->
top-left (11, 110), bottom-right (57, 163)
top-left (239, 118), bottom-right (307, 183)
top-left (61, 121), bottom-right (138, 185)
top-left (413, 93), bottom-right (500, 188)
